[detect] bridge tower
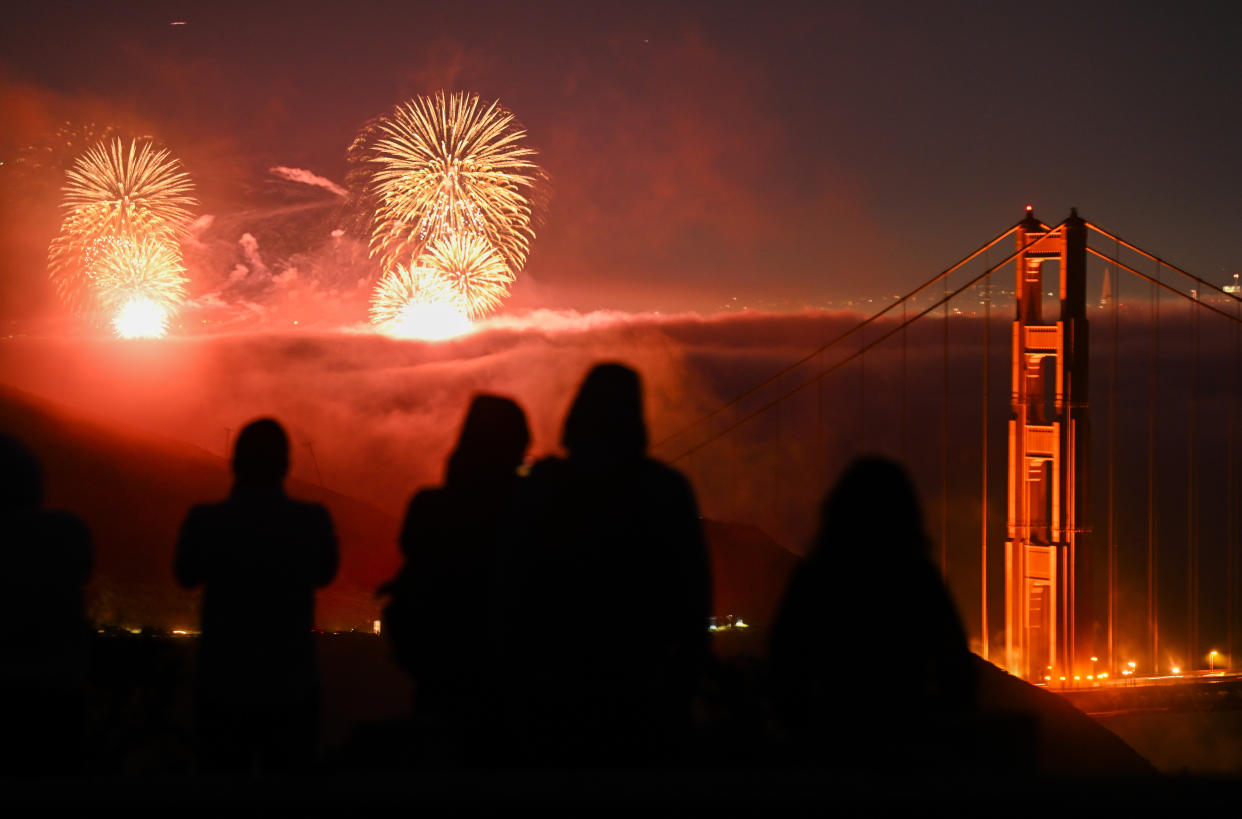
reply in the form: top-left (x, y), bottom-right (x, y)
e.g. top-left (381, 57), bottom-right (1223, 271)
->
top-left (1005, 208), bottom-right (1092, 680)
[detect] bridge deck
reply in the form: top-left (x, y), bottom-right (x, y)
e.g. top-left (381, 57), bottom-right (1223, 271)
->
top-left (1054, 673), bottom-right (1242, 714)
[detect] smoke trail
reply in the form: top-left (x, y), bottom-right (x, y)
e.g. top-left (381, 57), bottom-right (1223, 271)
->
top-left (269, 166), bottom-right (347, 197)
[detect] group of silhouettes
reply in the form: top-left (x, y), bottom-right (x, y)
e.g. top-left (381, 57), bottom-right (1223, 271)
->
top-left (1, 362), bottom-right (983, 777)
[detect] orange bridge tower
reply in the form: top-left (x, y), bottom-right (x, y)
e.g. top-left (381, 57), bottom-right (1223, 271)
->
top-left (1005, 208), bottom-right (1093, 680)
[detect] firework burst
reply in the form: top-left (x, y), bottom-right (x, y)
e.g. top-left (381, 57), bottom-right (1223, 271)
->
top-left (60, 138), bottom-right (196, 238)
top-left (48, 138), bottom-right (197, 319)
top-left (92, 235), bottom-right (188, 313)
top-left (417, 232), bottom-right (515, 319)
top-left (92, 235), bottom-right (188, 338)
top-left (370, 263), bottom-right (472, 340)
top-left (364, 91), bottom-right (540, 275)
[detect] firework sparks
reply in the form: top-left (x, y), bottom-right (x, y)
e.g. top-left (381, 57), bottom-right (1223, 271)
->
top-left (48, 138), bottom-right (196, 325)
top-left (92, 235), bottom-right (188, 312)
top-left (415, 232), bottom-right (514, 319)
top-left (370, 264), bottom-right (472, 340)
top-left (92, 235), bottom-right (188, 338)
top-left (363, 91), bottom-right (541, 277)
top-left (60, 138), bottom-right (196, 238)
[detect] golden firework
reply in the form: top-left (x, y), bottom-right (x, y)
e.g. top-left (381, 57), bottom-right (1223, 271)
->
top-left (91, 234), bottom-right (188, 315)
top-left (364, 91), bottom-right (540, 275)
top-left (60, 138), bottom-right (196, 238)
top-left (370, 263), bottom-right (462, 325)
top-left (417, 232), bottom-right (515, 318)
top-left (370, 263), bottom-right (473, 340)
top-left (49, 138), bottom-right (196, 316)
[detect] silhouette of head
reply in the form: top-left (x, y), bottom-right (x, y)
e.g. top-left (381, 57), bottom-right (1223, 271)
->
top-left (818, 456), bottom-right (930, 558)
top-left (0, 435), bottom-right (43, 511)
top-left (562, 363), bottom-right (648, 463)
top-left (232, 419), bottom-right (289, 489)
top-left (446, 395), bottom-right (530, 485)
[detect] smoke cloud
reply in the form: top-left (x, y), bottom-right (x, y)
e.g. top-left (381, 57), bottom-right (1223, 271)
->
top-left (269, 166), bottom-right (348, 197)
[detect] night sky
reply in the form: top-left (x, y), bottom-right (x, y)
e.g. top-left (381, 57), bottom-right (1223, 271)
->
top-left (4, 0), bottom-right (1241, 317)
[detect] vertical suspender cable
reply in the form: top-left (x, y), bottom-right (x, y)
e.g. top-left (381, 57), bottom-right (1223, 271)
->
top-left (902, 297), bottom-right (909, 458)
top-left (859, 326), bottom-right (867, 452)
top-left (1231, 296), bottom-right (1240, 669)
top-left (1148, 264), bottom-right (1160, 674)
top-left (981, 253), bottom-right (990, 661)
top-left (1188, 292), bottom-right (1199, 666)
top-left (817, 349), bottom-right (825, 502)
top-left (942, 273), bottom-right (950, 575)
top-left (1108, 251), bottom-right (1119, 674)
top-left (773, 373), bottom-right (781, 535)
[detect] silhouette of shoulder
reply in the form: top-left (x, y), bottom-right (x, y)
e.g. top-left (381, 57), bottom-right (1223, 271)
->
top-left (176, 496), bottom-right (337, 590)
top-left (524, 454), bottom-right (697, 505)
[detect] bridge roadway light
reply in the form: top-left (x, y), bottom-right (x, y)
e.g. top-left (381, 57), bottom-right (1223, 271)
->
top-left (1210, 650), bottom-right (1219, 670)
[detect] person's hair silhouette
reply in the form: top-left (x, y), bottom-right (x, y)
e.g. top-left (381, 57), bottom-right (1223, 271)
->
top-left (444, 395), bottom-right (530, 487)
top-left (497, 363), bottom-right (711, 768)
top-left (769, 455), bottom-right (976, 770)
top-left (561, 362), bottom-right (647, 462)
top-left (380, 394), bottom-right (530, 768)
top-left (0, 435), bottom-right (92, 776)
top-left (175, 418), bottom-right (338, 773)
top-left (231, 418), bottom-right (290, 489)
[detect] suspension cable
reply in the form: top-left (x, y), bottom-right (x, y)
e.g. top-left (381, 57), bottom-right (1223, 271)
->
top-left (1085, 248), bottom-right (1242, 325)
top-left (668, 223), bottom-right (1068, 463)
top-left (1087, 223), bottom-right (1242, 305)
top-left (652, 224), bottom-right (1023, 452)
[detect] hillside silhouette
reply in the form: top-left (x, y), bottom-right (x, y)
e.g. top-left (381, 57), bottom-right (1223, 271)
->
top-left (0, 385), bottom-right (397, 630)
top-left (702, 519), bottom-right (799, 638)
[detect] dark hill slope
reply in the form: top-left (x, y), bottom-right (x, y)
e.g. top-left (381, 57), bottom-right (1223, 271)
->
top-left (0, 385), bottom-right (399, 630)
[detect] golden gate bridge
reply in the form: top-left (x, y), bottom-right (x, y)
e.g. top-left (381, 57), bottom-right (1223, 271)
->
top-left (654, 208), bottom-right (1242, 690)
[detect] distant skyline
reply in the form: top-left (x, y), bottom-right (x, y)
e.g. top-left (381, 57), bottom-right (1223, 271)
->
top-left (3, 0), bottom-right (1240, 316)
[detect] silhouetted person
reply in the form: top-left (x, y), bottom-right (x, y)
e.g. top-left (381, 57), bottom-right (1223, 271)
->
top-left (175, 419), bottom-right (338, 773)
top-left (498, 363), bottom-right (711, 768)
top-left (380, 394), bottom-right (530, 767)
top-left (769, 456), bottom-right (977, 770)
top-left (0, 435), bottom-right (91, 776)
